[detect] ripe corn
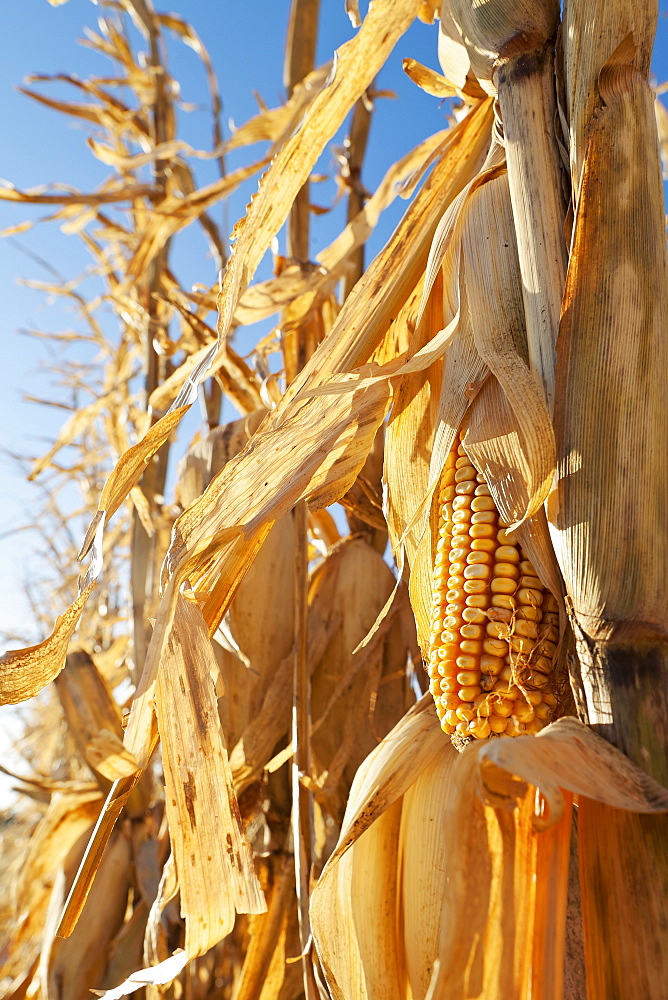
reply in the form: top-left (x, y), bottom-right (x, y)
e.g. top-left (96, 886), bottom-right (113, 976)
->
top-left (427, 437), bottom-right (559, 741)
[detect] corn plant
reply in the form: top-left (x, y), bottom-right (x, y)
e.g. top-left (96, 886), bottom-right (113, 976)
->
top-left (1, 1), bottom-right (667, 999)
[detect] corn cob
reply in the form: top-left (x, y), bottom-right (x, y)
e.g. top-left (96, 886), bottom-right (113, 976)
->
top-left (427, 437), bottom-right (559, 740)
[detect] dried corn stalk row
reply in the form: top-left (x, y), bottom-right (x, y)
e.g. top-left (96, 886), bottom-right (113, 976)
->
top-left (427, 436), bottom-right (558, 741)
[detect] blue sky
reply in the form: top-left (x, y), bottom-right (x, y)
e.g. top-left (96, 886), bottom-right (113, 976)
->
top-left (1, 1), bottom-right (667, 650)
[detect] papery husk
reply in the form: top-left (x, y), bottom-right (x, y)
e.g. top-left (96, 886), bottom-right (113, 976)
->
top-left (0, 100), bottom-right (492, 714)
top-left (550, 42), bottom-right (668, 770)
top-left (41, 821), bottom-right (132, 1000)
top-left (448, 0), bottom-right (560, 86)
top-left (0, 788), bottom-right (103, 998)
top-left (312, 705), bottom-right (668, 1000)
top-left (563, 1), bottom-right (657, 202)
top-left (458, 169), bottom-right (556, 526)
top-left (309, 536), bottom-right (415, 823)
top-left (154, 594), bottom-right (266, 954)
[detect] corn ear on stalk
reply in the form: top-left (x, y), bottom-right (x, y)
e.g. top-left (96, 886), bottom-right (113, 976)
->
top-left (427, 437), bottom-right (558, 740)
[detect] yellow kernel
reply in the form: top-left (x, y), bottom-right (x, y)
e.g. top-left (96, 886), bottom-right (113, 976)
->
top-left (480, 653), bottom-right (505, 675)
top-left (455, 454), bottom-right (471, 468)
top-left (507, 717), bottom-right (527, 737)
top-left (466, 595), bottom-right (489, 608)
top-left (464, 564), bottom-right (491, 580)
top-left (495, 545), bottom-right (520, 563)
top-left (462, 609), bottom-right (486, 624)
top-left (445, 709), bottom-right (460, 727)
top-left (446, 603), bottom-right (465, 616)
top-left (476, 473), bottom-right (486, 483)
top-left (543, 593), bottom-right (559, 613)
top-left (439, 677), bottom-right (458, 693)
top-left (469, 718), bottom-right (491, 739)
top-left (442, 485), bottom-right (456, 502)
top-left (495, 683), bottom-right (521, 701)
top-left (486, 621), bottom-right (509, 639)
top-left (443, 615), bottom-right (462, 630)
top-left (473, 695), bottom-right (493, 717)
top-left (471, 538), bottom-right (496, 552)
top-left (489, 715), bottom-right (508, 734)
top-left (515, 620), bottom-right (539, 639)
top-left (456, 705), bottom-right (476, 722)
top-left (452, 497), bottom-right (471, 513)
top-left (450, 534), bottom-right (470, 550)
top-left (525, 690), bottom-right (543, 706)
top-left (491, 578), bottom-right (517, 595)
top-left (519, 575), bottom-right (543, 590)
top-left (489, 607), bottom-right (512, 623)
top-left (494, 562), bottom-right (520, 580)
top-left (455, 721), bottom-right (470, 737)
top-left (492, 594), bottom-right (516, 610)
top-left (437, 660), bottom-right (457, 677)
top-left (446, 588), bottom-right (466, 603)
top-left (455, 465), bottom-right (477, 483)
top-left (455, 481), bottom-right (477, 495)
top-left (429, 679), bottom-right (441, 696)
top-left (470, 523), bottom-right (495, 539)
top-left (527, 671), bottom-right (550, 689)
top-left (441, 721), bottom-right (456, 734)
top-left (456, 442), bottom-right (466, 457)
top-left (542, 611), bottom-right (560, 626)
top-left (471, 496), bottom-right (496, 512)
top-left (443, 465), bottom-right (456, 483)
top-left (444, 693), bottom-right (461, 710)
top-left (542, 625), bottom-right (559, 643)
top-left (460, 640), bottom-right (483, 655)
top-left (543, 691), bottom-right (557, 706)
top-left (456, 655), bottom-right (479, 672)
top-left (484, 638), bottom-right (508, 657)
top-left (440, 630), bottom-right (458, 644)
top-left (452, 510), bottom-right (472, 524)
top-left (456, 670), bottom-right (480, 687)
top-left (497, 528), bottom-right (517, 545)
top-left (516, 605), bottom-right (542, 622)
top-left (526, 719), bottom-right (544, 735)
top-left (517, 587), bottom-right (543, 606)
top-left (471, 511), bottom-right (496, 526)
top-left (448, 562), bottom-right (466, 577)
top-left (460, 623), bottom-right (484, 639)
top-left (467, 550), bottom-right (492, 565)
top-left (510, 635), bottom-right (536, 655)
top-left (491, 699), bottom-right (514, 718)
top-left (463, 580), bottom-right (488, 595)
top-left (535, 703), bottom-right (551, 720)
top-left (514, 701), bottom-right (535, 723)
top-left (474, 484), bottom-right (491, 496)
top-left (499, 665), bottom-right (513, 682)
top-left (447, 576), bottom-right (463, 589)
top-left (519, 560), bottom-right (537, 576)
top-left (459, 685), bottom-right (481, 702)
top-left (440, 644), bottom-right (459, 660)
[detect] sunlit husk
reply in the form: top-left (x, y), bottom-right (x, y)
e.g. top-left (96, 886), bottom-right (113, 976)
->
top-left (550, 43), bottom-right (668, 644)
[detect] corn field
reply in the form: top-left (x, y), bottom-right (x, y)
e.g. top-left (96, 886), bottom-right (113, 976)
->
top-left (1, 1), bottom-right (668, 998)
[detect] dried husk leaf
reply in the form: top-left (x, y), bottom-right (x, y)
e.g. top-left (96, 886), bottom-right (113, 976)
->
top-left (564, 2), bottom-right (657, 201)
top-left (312, 797), bottom-right (405, 1000)
top-left (312, 706), bottom-right (668, 1000)
top-left (43, 822), bottom-right (132, 1000)
top-left (459, 169), bottom-right (556, 525)
top-left (399, 739), bottom-right (460, 1000)
top-left (0, 583), bottom-right (95, 706)
top-left (155, 594), bottom-right (266, 955)
top-left (309, 537), bottom-right (415, 821)
top-left (550, 57), bottom-right (668, 640)
top-left (54, 651), bottom-right (126, 785)
top-left (0, 789), bottom-right (103, 995)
